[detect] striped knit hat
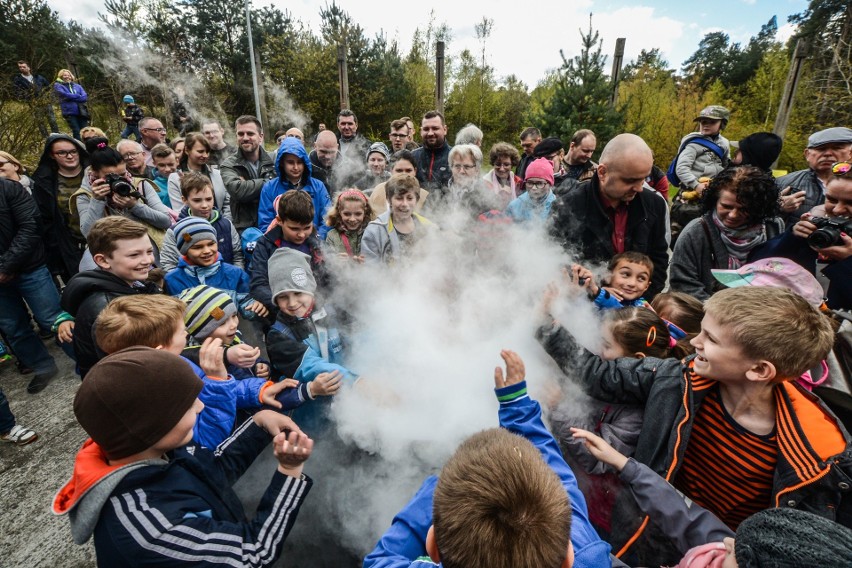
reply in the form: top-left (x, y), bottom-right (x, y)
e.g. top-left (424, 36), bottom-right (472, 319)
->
top-left (173, 217), bottom-right (217, 255)
top-left (178, 285), bottom-right (237, 340)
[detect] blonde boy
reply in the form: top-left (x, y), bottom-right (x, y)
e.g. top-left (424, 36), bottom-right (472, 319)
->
top-left (537, 286), bottom-right (850, 565)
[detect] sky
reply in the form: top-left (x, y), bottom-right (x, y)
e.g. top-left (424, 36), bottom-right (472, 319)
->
top-left (47, 0), bottom-right (809, 89)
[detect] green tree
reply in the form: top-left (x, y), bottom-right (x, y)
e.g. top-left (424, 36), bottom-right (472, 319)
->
top-left (534, 14), bottom-right (622, 151)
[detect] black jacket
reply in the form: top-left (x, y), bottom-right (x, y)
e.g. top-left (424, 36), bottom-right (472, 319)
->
top-left (0, 179), bottom-right (45, 276)
top-left (60, 269), bottom-right (160, 378)
top-left (412, 141), bottom-right (452, 191)
top-left (549, 174), bottom-right (669, 297)
top-left (31, 134), bottom-right (89, 280)
top-left (12, 72), bottom-right (51, 101)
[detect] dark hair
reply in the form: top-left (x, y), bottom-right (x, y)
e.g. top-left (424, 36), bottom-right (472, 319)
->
top-left (520, 127), bottom-right (541, 140)
top-left (390, 149), bottom-right (417, 170)
top-left (423, 110), bottom-right (446, 125)
top-left (85, 137), bottom-right (123, 173)
top-left (180, 171), bottom-right (213, 199)
top-left (605, 307), bottom-right (691, 359)
top-left (278, 190), bottom-right (314, 224)
top-left (650, 292), bottom-right (704, 336)
top-left (608, 251), bottom-right (654, 277)
top-left (701, 165), bottom-right (779, 224)
top-left (390, 118), bottom-right (409, 131)
top-left (489, 142), bottom-right (520, 167)
top-left (337, 109), bottom-right (357, 123)
top-left (385, 174), bottom-right (420, 200)
top-left (235, 115), bottom-right (262, 132)
top-left (181, 132), bottom-right (211, 167)
top-left (150, 143), bottom-right (174, 160)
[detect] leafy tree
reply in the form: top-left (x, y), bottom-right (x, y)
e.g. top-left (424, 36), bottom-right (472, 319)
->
top-left (682, 32), bottom-right (741, 88)
top-left (534, 14), bottom-right (622, 152)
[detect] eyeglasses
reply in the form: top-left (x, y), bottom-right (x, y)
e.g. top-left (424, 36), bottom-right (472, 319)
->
top-left (53, 149), bottom-right (78, 157)
top-left (122, 151), bottom-right (143, 160)
top-left (142, 127), bottom-right (167, 133)
top-left (0, 161), bottom-right (9, 166)
top-left (525, 180), bottom-right (549, 189)
top-left (451, 164), bottom-right (477, 172)
top-left (493, 163), bottom-right (513, 170)
top-left (832, 161), bottom-right (852, 177)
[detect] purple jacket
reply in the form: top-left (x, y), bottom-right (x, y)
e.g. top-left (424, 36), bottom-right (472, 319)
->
top-left (53, 81), bottom-right (88, 117)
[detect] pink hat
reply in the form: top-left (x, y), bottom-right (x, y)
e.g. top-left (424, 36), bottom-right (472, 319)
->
top-left (711, 257), bottom-right (825, 307)
top-left (524, 157), bottom-right (555, 186)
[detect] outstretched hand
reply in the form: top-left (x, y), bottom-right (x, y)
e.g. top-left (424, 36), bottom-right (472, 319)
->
top-left (570, 427), bottom-right (629, 472)
top-left (260, 378), bottom-right (300, 408)
top-left (494, 349), bottom-right (526, 389)
top-left (273, 429), bottom-right (313, 477)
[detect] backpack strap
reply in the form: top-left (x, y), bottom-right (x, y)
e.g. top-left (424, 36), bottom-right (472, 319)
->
top-left (685, 137), bottom-right (726, 162)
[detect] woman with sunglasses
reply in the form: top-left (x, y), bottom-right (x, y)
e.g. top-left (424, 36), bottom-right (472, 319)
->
top-left (0, 151), bottom-right (33, 194)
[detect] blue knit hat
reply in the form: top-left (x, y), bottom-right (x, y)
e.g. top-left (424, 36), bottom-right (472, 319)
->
top-left (173, 217), bottom-right (217, 255)
top-left (178, 285), bottom-right (237, 340)
top-left (123, 95), bottom-right (134, 103)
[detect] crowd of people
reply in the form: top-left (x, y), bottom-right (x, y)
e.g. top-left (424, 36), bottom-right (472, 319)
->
top-left (2, 78), bottom-right (852, 567)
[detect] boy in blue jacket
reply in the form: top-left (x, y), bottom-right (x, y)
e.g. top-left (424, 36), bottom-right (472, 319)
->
top-left (164, 216), bottom-right (268, 321)
top-left (257, 136), bottom-right (332, 237)
top-left (571, 252), bottom-right (653, 310)
top-left (53, 346), bottom-right (314, 567)
top-left (363, 350), bottom-right (613, 568)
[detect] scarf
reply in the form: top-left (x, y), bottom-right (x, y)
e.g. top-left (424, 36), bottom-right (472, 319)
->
top-left (710, 210), bottom-right (767, 269)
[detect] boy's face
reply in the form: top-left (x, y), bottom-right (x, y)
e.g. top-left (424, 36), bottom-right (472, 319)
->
top-left (185, 239), bottom-right (218, 266)
top-left (281, 220), bottom-right (313, 245)
top-left (690, 312), bottom-right (755, 382)
top-left (161, 320), bottom-right (188, 355)
top-left (94, 236), bottom-right (154, 285)
top-left (154, 153), bottom-right (178, 177)
top-left (525, 177), bottom-right (550, 200)
top-left (340, 200), bottom-right (366, 231)
top-left (153, 398), bottom-right (204, 451)
top-left (390, 191), bottom-right (417, 221)
top-left (609, 260), bottom-right (651, 300)
top-left (276, 291), bottom-right (314, 318)
top-left (282, 154), bottom-right (304, 184)
top-left (207, 314), bottom-right (239, 345)
top-left (697, 118), bottom-right (722, 136)
top-left (183, 186), bottom-right (215, 219)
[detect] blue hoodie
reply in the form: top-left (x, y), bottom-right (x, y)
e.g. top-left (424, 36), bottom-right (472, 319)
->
top-left (257, 137), bottom-right (332, 239)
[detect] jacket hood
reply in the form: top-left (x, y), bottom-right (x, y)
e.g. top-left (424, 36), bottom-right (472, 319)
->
top-left (61, 270), bottom-right (140, 316)
top-left (275, 137), bottom-right (312, 184)
top-left (52, 438), bottom-right (164, 544)
top-left (36, 134), bottom-right (88, 173)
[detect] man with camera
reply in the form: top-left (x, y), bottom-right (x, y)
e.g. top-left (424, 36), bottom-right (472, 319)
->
top-left (756, 161), bottom-right (852, 310)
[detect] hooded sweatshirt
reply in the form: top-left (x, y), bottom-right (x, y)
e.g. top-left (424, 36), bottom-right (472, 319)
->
top-left (257, 138), bottom-right (332, 238)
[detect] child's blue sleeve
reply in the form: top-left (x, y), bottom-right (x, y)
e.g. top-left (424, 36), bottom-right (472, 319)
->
top-left (274, 382), bottom-right (312, 411)
top-left (233, 377), bottom-right (265, 409)
top-left (256, 181), bottom-right (278, 230)
top-left (363, 476), bottom-right (439, 568)
top-left (495, 382), bottom-right (611, 567)
top-left (593, 288), bottom-right (624, 310)
top-left (193, 375), bottom-right (238, 449)
top-left (293, 347), bottom-right (357, 384)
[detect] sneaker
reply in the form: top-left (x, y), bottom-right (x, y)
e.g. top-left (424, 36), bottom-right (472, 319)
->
top-left (27, 367), bottom-right (58, 394)
top-left (0, 424), bottom-right (38, 445)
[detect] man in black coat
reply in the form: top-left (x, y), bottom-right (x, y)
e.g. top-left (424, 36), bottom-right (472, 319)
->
top-left (12, 60), bottom-right (59, 137)
top-left (549, 133), bottom-right (669, 298)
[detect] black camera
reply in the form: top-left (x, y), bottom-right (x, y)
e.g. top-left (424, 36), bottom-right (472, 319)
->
top-left (104, 173), bottom-right (141, 199)
top-left (807, 216), bottom-right (852, 248)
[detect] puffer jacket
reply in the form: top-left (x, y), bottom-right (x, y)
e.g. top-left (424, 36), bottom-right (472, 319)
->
top-left (0, 179), bottom-right (45, 276)
top-left (257, 138), bottom-right (332, 238)
top-left (53, 80), bottom-right (88, 117)
top-left (673, 132), bottom-right (730, 190)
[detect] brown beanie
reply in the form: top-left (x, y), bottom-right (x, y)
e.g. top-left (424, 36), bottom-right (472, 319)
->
top-left (74, 346), bottom-right (203, 460)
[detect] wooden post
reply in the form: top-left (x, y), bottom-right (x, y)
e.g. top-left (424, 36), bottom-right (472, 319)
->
top-left (435, 41), bottom-right (445, 113)
top-left (338, 44), bottom-right (350, 110)
top-left (609, 38), bottom-right (626, 107)
top-left (773, 39), bottom-right (808, 142)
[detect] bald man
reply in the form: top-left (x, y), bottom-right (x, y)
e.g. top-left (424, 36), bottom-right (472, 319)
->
top-left (549, 133), bottom-right (669, 297)
top-left (309, 130), bottom-right (341, 191)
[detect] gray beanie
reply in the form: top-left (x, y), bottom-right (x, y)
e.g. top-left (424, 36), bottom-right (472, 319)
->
top-left (366, 141), bottom-right (390, 161)
top-left (735, 507), bottom-right (852, 567)
top-left (268, 248), bottom-right (316, 302)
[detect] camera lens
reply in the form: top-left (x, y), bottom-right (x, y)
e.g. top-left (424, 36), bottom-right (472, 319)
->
top-left (808, 226), bottom-right (841, 249)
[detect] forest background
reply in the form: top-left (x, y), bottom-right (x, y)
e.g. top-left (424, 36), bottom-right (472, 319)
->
top-left (1, 0), bottom-right (850, 173)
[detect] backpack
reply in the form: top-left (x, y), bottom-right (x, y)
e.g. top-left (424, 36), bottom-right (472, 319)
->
top-left (666, 137), bottom-right (726, 187)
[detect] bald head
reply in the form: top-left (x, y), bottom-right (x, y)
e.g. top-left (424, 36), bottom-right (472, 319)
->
top-left (599, 133), bottom-right (653, 169)
top-left (285, 127), bottom-right (304, 142)
top-left (314, 130), bottom-right (339, 168)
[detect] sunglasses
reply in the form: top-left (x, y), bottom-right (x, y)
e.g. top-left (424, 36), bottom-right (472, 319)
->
top-left (832, 161), bottom-right (851, 177)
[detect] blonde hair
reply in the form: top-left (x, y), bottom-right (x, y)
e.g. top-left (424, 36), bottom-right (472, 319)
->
top-left (56, 69), bottom-right (76, 82)
top-left (80, 126), bottom-right (106, 140)
top-left (325, 188), bottom-right (374, 230)
top-left (95, 295), bottom-right (186, 354)
top-left (433, 428), bottom-right (571, 568)
top-left (0, 151), bottom-right (24, 176)
top-left (704, 287), bottom-right (834, 379)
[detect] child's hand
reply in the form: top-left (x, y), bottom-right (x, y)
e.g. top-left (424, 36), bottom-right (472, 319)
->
top-left (246, 300), bottom-right (269, 318)
top-left (260, 378), bottom-right (300, 408)
top-left (253, 408), bottom-right (302, 436)
top-left (570, 428), bottom-right (629, 472)
top-left (570, 264), bottom-right (598, 296)
top-left (273, 429), bottom-right (313, 477)
top-left (227, 343), bottom-right (261, 368)
top-left (601, 287), bottom-right (624, 302)
top-left (255, 362), bottom-right (270, 379)
top-left (199, 337), bottom-right (228, 378)
top-left (540, 282), bottom-right (560, 319)
top-left (57, 321), bottom-right (75, 343)
top-left (309, 371), bottom-right (343, 397)
top-left (494, 349), bottom-right (525, 389)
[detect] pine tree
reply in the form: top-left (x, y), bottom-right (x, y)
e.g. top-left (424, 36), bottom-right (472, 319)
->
top-left (535, 14), bottom-right (622, 150)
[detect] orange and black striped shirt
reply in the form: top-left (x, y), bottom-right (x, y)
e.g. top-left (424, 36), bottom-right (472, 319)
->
top-left (673, 386), bottom-right (777, 530)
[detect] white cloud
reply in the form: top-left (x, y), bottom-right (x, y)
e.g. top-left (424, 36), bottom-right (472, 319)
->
top-left (776, 22), bottom-right (798, 44)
